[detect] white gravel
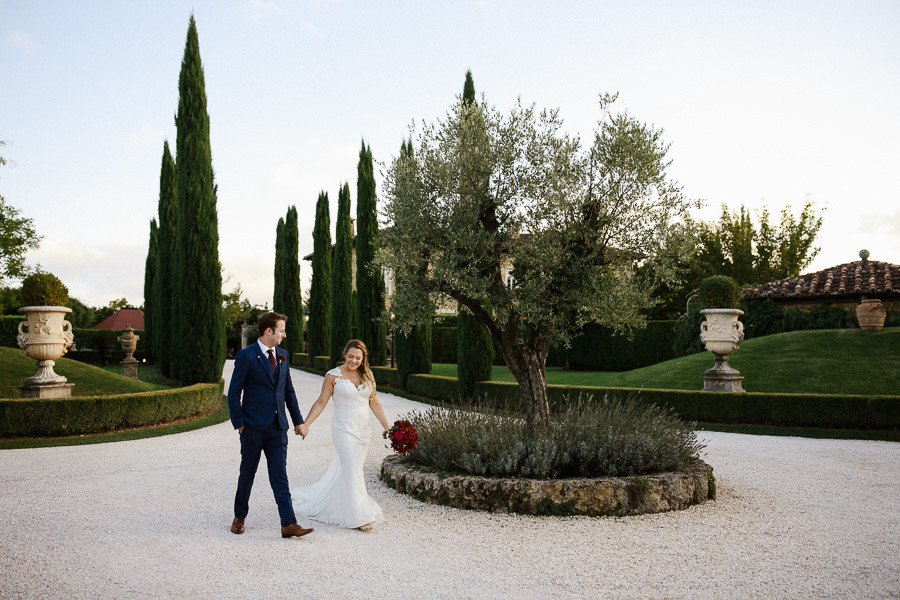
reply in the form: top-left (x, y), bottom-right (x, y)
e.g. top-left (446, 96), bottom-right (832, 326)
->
top-left (1, 362), bottom-right (898, 599)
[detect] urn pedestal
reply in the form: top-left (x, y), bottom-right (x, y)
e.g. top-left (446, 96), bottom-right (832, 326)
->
top-left (699, 308), bottom-right (745, 393)
top-left (17, 306), bottom-right (76, 398)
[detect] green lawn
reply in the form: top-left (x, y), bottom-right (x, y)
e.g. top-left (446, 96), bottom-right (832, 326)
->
top-left (1, 346), bottom-right (168, 398)
top-left (1, 347), bottom-right (229, 449)
top-left (431, 327), bottom-right (899, 396)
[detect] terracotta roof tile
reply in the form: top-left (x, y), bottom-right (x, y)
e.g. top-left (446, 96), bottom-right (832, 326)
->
top-left (742, 256), bottom-right (900, 301)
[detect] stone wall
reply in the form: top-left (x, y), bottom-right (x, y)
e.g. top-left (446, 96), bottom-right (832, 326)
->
top-left (380, 455), bottom-right (715, 517)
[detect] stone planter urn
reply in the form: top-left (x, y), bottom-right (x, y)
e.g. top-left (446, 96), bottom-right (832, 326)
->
top-left (699, 308), bottom-right (745, 392)
top-left (117, 326), bottom-right (140, 380)
top-left (856, 299), bottom-right (886, 333)
top-left (17, 305), bottom-right (76, 398)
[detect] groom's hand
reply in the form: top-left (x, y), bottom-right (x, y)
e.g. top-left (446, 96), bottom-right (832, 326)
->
top-left (295, 424), bottom-right (309, 438)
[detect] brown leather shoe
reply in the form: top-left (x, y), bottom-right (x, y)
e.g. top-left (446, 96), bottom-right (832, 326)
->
top-left (281, 523), bottom-right (314, 538)
top-left (230, 518), bottom-right (245, 534)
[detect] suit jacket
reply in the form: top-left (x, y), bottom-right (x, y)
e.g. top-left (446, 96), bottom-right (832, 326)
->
top-left (228, 343), bottom-right (303, 431)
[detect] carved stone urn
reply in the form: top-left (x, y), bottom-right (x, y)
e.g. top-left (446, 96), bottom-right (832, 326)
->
top-left (116, 325), bottom-right (141, 379)
top-left (699, 308), bottom-right (745, 392)
top-left (17, 305), bottom-right (76, 398)
top-left (117, 326), bottom-right (140, 380)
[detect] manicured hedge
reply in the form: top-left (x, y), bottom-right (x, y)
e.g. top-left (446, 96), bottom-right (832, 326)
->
top-left (402, 375), bottom-right (900, 430)
top-left (0, 380), bottom-right (224, 437)
top-left (406, 374), bottom-right (464, 405)
top-left (429, 321), bottom-right (680, 371)
top-left (0, 316), bottom-right (25, 348)
top-left (564, 321), bottom-right (678, 371)
top-left (312, 355), bottom-right (331, 371)
top-left (65, 350), bottom-right (146, 365)
top-left (371, 366), bottom-right (400, 389)
top-left (73, 328), bottom-right (146, 352)
top-left (293, 353), bottom-right (312, 367)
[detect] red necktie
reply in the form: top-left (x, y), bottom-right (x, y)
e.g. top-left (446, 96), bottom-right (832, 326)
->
top-left (268, 349), bottom-right (277, 371)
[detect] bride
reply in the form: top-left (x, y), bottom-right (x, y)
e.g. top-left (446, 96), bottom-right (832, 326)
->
top-left (291, 339), bottom-right (391, 531)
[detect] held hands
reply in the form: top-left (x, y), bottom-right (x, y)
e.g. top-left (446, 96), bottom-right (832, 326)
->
top-left (294, 423), bottom-right (309, 438)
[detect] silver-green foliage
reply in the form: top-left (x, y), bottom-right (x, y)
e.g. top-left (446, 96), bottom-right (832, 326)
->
top-left (382, 93), bottom-right (698, 424)
top-left (402, 395), bottom-right (705, 478)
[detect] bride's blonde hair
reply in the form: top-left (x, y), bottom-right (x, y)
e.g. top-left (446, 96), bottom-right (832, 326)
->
top-left (344, 339), bottom-right (376, 400)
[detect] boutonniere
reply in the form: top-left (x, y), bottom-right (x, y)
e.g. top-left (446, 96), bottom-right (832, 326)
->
top-left (277, 354), bottom-right (285, 365)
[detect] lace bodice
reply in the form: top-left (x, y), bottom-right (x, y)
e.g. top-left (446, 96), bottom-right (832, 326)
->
top-left (327, 367), bottom-right (367, 393)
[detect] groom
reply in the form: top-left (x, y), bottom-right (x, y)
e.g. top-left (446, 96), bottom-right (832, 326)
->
top-left (227, 311), bottom-right (313, 538)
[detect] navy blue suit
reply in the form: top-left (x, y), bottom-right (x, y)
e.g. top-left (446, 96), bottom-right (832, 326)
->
top-left (228, 343), bottom-right (303, 527)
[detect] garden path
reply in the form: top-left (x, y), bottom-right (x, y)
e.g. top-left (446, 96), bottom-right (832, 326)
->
top-left (0, 362), bottom-right (897, 599)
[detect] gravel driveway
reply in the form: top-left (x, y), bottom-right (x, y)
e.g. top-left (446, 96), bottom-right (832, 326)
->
top-left (1, 362), bottom-right (897, 599)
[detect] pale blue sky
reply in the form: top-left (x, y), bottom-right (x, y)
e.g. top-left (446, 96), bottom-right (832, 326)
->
top-left (2, 0), bottom-right (898, 308)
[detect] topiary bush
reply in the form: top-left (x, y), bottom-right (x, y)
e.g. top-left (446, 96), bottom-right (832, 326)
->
top-left (21, 272), bottom-right (69, 306)
top-left (697, 276), bottom-right (740, 309)
top-left (457, 310), bottom-right (493, 400)
top-left (430, 326), bottom-right (457, 363)
top-left (395, 321), bottom-right (432, 389)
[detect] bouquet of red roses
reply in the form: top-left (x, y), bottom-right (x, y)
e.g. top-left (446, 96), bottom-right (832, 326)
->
top-left (384, 419), bottom-right (418, 454)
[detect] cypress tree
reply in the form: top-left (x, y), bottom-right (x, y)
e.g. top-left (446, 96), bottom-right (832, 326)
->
top-left (308, 191), bottom-right (332, 358)
top-left (329, 182), bottom-right (353, 367)
top-left (273, 216), bottom-right (285, 313)
top-left (456, 70), bottom-right (494, 398)
top-left (153, 141), bottom-right (177, 376)
top-left (283, 205), bottom-right (303, 357)
top-left (393, 139), bottom-right (432, 387)
top-left (143, 218), bottom-right (158, 363)
top-left (356, 140), bottom-right (387, 365)
top-left (172, 15), bottom-right (225, 384)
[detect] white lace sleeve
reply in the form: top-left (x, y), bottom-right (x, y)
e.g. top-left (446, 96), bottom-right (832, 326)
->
top-left (326, 367), bottom-right (342, 378)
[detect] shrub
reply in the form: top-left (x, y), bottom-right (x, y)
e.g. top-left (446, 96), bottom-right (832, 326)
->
top-left (457, 311), bottom-right (493, 399)
top-left (431, 326), bottom-right (457, 363)
top-left (395, 320), bottom-right (432, 389)
top-left (697, 276), bottom-right (740, 309)
top-left (371, 365), bottom-right (400, 388)
top-left (312, 355), bottom-right (331, 371)
top-left (672, 305), bottom-right (706, 357)
top-left (400, 393), bottom-right (705, 478)
top-left (566, 321), bottom-right (678, 371)
top-left (0, 381), bottom-right (223, 437)
top-left (1, 316), bottom-right (25, 348)
top-left (21, 272), bottom-right (69, 306)
top-left (406, 374), bottom-right (462, 404)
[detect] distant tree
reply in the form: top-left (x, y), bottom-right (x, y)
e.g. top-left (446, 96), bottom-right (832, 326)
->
top-left (273, 216), bottom-right (285, 313)
top-left (65, 297), bottom-right (97, 328)
top-left (172, 15), bottom-right (225, 384)
top-left (691, 200), bottom-right (825, 287)
top-left (282, 206), bottom-right (303, 357)
top-left (356, 140), bottom-right (387, 365)
top-left (383, 93), bottom-right (696, 424)
top-left (94, 298), bottom-right (131, 325)
top-left (330, 183), bottom-right (353, 367)
top-left (152, 141), bottom-right (177, 375)
top-left (143, 218), bottom-right (158, 362)
top-left (456, 70), bottom-right (495, 398)
top-left (308, 191), bottom-right (332, 358)
top-left (0, 141), bottom-right (42, 284)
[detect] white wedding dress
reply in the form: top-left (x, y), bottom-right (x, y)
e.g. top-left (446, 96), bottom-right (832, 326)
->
top-left (291, 367), bottom-right (384, 528)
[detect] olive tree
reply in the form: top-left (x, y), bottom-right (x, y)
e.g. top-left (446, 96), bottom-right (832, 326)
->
top-left (382, 94), bottom-right (696, 424)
